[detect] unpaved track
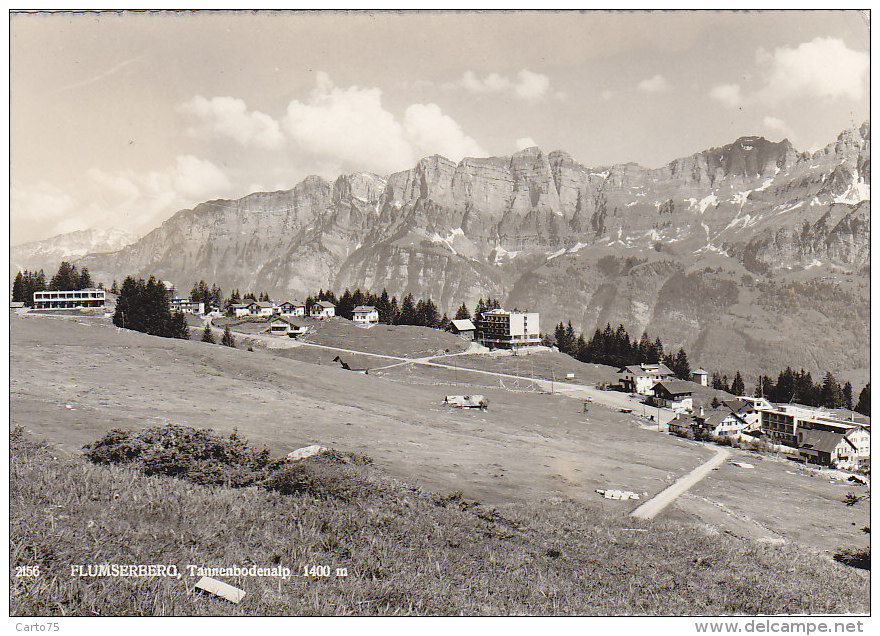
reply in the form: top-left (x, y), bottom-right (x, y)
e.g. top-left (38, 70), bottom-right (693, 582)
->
top-left (630, 447), bottom-right (731, 520)
top-left (283, 340), bottom-right (673, 421)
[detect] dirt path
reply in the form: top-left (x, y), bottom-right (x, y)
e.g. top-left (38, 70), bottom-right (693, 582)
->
top-left (288, 341), bottom-right (671, 420)
top-left (630, 447), bottom-right (731, 520)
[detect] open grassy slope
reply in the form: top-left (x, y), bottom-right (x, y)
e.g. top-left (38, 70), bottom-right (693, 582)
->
top-left (9, 314), bottom-right (870, 557)
top-left (10, 428), bottom-right (869, 616)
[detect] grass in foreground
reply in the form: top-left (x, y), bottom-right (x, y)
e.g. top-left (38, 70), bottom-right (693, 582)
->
top-left (10, 426), bottom-right (869, 616)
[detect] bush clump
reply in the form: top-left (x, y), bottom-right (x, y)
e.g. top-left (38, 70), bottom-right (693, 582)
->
top-left (83, 424), bottom-right (285, 487)
top-left (83, 424), bottom-right (373, 497)
top-left (834, 547), bottom-right (870, 571)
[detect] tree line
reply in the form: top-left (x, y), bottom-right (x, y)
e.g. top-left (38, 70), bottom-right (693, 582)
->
top-left (547, 319), bottom-right (870, 416)
top-left (552, 321), bottom-right (692, 381)
top-left (113, 276), bottom-right (188, 340)
top-left (12, 261), bottom-right (95, 306)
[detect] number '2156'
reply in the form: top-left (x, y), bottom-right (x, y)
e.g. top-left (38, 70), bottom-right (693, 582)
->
top-left (16, 566), bottom-right (40, 577)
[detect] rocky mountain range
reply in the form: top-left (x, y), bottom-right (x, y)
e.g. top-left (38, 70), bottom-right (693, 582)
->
top-left (11, 227), bottom-right (135, 277)
top-left (68, 123), bottom-right (869, 385)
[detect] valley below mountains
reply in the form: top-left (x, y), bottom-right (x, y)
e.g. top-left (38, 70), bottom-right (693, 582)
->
top-left (70, 123), bottom-right (870, 386)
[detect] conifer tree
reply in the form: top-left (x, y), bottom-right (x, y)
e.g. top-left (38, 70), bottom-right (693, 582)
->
top-left (842, 381), bottom-right (854, 410)
top-left (221, 325), bottom-right (236, 348)
top-left (855, 383), bottom-right (870, 417)
top-left (454, 303), bottom-right (472, 320)
top-left (730, 371), bottom-right (745, 396)
top-left (201, 325), bottom-right (215, 343)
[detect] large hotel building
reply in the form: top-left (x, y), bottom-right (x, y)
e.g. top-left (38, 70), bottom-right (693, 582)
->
top-left (476, 308), bottom-right (541, 349)
top-left (33, 289), bottom-right (106, 309)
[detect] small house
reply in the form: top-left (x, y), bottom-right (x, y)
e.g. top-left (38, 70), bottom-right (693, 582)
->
top-left (692, 407), bottom-right (753, 439)
top-left (268, 317), bottom-right (297, 335)
top-left (250, 301), bottom-right (277, 317)
top-left (279, 301), bottom-right (306, 317)
top-left (352, 305), bottom-right (379, 326)
top-left (796, 429), bottom-right (859, 469)
top-left (230, 298), bottom-right (256, 317)
top-left (448, 318), bottom-right (476, 340)
top-left (650, 380), bottom-right (694, 413)
top-left (311, 300), bottom-right (336, 319)
top-left (618, 363), bottom-right (676, 395)
top-left (692, 368), bottom-right (709, 386)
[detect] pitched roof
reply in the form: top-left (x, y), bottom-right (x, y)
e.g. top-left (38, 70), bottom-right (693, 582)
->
top-left (652, 380), bottom-right (694, 396)
top-left (620, 363), bottom-right (675, 376)
top-left (279, 300), bottom-right (305, 307)
top-left (799, 429), bottom-right (847, 454)
top-left (254, 301), bottom-right (275, 308)
top-left (314, 300), bottom-right (335, 308)
top-left (700, 410), bottom-right (731, 427)
top-left (722, 398), bottom-right (751, 413)
top-left (451, 318), bottom-right (476, 331)
top-left (692, 368), bottom-right (709, 375)
top-left (353, 305), bottom-right (376, 312)
top-left (269, 316), bottom-right (297, 326)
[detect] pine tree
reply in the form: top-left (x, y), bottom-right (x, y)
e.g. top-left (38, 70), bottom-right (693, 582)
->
top-left (820, 372), bottom-right (844, 409)
top-left (397, 293), bottom-right (417, 325)
top-left (377, 289), bottom-right (392, 323)
top-left (564, 322), bottom-right (577, 356)
top-left (730, 371), bottom-right (745, 396)
top-left (78, 268), bottom-right (93, 289)
top-left (201, 325), bottom-right (215, 343)
top-left (454, 303), bottom-right (471, 320)
top-left (842, 381), bottom-right (854, 410)
top-left (671, 348), bottom-right (690, 381)
top-left (221, 325), bottom-right (236, 348)
top-left (854, 384), bottom-right (870, 417)
top-left (50, 261), bottom-right (81, 290)
top-left (554, 322), bottom-right (569, 354)
top-left (110, 280), bottom-right (119, 295)
top-left (12, 272), bottom-right (25, 303)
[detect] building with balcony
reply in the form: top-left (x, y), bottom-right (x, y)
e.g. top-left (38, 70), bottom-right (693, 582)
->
top-left (33, 289), bottom-right (106, 309)
top-left (475, 309), bottom-right (540, 349)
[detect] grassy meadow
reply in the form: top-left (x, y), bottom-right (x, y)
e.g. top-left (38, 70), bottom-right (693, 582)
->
top-left (10, 426), bottom-right (869, 616)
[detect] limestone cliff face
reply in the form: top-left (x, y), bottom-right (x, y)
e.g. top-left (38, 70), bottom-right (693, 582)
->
top-left (74, 123), bottom-right (869, 383)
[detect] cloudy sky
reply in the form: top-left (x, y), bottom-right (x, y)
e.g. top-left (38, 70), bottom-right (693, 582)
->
top-left (9, 10), bottom-right (869, 245)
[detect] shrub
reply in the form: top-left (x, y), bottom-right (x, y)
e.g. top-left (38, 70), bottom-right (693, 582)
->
top-left (834, 547), bottom-right (870, 570)
top-left (83, 424), bottom-right (373, 496)
top-left (83, 425), bottom-right (283, 487)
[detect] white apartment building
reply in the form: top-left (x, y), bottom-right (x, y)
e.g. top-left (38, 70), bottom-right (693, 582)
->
top-left (476, 308), bottom-right (541, 349)
top-left (33, 289), bottom-right (106, 309)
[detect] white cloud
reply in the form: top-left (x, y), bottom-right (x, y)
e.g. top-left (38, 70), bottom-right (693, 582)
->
top-left (762, 116), bottom-right (797, 142)
top-left (637, 74), bottom-right (669, 93)
top-left (284, 72), bottom-right (414, 174)
top-left (759, 37), bottom-right (868, 102)
top-left (459, 70), bottom-right (512, 94)
top-left (403, 103), bottom-right (485, 161)
top-left (514, 69), bottom-right (551, 101)
top-left (515, 137), bottom-right (538, 151)
top-left (11, 181), bottom-right (77, 231)
top-left (13, 155), bottom-right (237, 244)
top-left (180, 95), bottom-right (284, 149)
top-left (283, 72), bottom-right (485, 173)
top-left (600, 89), bottom-right (615, 101)
top-left (450, 68), bottom-right (552, 101)
top-left (709, 83), bottom-right (743, 109)
top-left (171, 155), bottom-right (232, 200)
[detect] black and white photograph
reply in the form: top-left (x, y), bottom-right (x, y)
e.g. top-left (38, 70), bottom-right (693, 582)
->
top-left (6, 7), bottom-right (871, 627)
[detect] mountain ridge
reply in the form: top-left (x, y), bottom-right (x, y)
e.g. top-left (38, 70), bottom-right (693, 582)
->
top-left (61, 122), bottom-right (870, 384)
